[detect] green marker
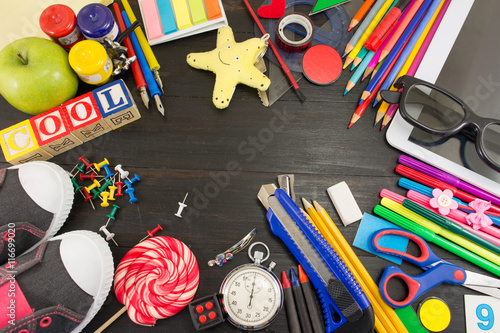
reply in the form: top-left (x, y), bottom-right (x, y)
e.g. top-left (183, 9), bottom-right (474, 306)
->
top-left (373, 205), bottom-right (500, 277)
top-left (403, 199), bottom-right (500, 256)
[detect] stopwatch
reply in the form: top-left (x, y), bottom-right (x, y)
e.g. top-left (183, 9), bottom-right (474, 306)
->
top-left (219, 242), bottom-right (283, 331)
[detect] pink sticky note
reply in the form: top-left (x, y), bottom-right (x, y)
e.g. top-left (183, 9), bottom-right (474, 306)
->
top-left (142, 0), bottom-right (164, 40)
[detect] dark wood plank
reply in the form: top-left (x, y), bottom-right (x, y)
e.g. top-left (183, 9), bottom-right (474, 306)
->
top-left (0, 1), bottom-right (480, 332)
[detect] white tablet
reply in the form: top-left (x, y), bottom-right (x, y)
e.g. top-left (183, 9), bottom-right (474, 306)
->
top-left (386, 0), bottom-right (500, 197)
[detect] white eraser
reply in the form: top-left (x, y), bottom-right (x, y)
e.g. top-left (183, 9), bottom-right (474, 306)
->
top-left (327, 181), bottom-right (363, 226)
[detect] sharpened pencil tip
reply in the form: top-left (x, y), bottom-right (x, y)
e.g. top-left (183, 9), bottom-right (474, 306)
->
top-left (348, 122), bottom-right (353, 129)
top-left (343, 89), bottom-right (348, 96)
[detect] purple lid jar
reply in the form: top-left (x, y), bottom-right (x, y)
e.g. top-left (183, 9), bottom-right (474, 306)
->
top-left (77, 4), bottom-right (119, 42)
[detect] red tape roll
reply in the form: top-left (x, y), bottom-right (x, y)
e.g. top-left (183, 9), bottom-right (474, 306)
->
top-left (275, 13), bottom-right (315, 53)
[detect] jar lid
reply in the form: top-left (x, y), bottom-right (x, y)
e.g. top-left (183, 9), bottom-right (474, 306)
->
top-left (68, 40), bottom-right (108, 75)
top-left (77, 4), bottom-right (115, 38)
top-left (39, 4), bottom-right (77, 38)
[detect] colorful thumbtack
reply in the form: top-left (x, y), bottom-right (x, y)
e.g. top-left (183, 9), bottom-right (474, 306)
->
top-left (94, 158), bottom-right (110, 172)
top-left (139, 224), bottom-right (163, 242)
top-left (114, 164), bottom-right (130, 180)
top-left (101, 191), bottom-right (110, 207)
top-left (125, 174), bottom-right (140, 187)
top-left (175, 193), bottom-right (189, 218)
top-left (71, 178), bottom-right (83, 194)
top-left (125, 187), bottom-right (137, 203)
top-left (85, 179), bottom-right (101, 193)
top-left (105, 204), bottom-right (120, 226)
top-left (99, 225), bottom-right (118, 246)
top-left (79, 173), bottom-right (102, 181)
top-left (108, 185), bottom-right (117, 200)
top-left (79, 155), bottom-right (98, 174)
top-left (115, 181), bottom-right (124, 197)
top-left (72, 163), bottom-right (86, 178)
top-left (102, 164), bottom-right (114, 179)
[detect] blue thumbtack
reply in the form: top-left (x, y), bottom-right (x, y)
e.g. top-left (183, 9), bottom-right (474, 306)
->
top-left (102, 164), bottom-right (114, 179)
top-left (125, 174), bottom-right (140, 188)
top-left (125, 187), bottom-right (137, 203)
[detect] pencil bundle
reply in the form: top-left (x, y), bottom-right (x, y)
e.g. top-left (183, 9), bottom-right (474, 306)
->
top-left (344, 0), bottom-right (452, 129)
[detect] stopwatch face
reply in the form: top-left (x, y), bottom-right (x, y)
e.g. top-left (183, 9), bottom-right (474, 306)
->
top-left (220, 264), bottom-right (283, 330)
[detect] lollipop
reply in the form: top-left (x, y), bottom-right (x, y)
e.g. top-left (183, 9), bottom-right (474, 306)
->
top-left (114, 236), bottom-right (199, 326)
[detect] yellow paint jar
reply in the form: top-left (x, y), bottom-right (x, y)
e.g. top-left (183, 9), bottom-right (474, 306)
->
top-left (68, 40), bottom-right (112, 85)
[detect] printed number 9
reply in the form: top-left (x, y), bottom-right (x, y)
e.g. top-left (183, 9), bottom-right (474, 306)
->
top-left (476, 304), bottom-right (494, 330)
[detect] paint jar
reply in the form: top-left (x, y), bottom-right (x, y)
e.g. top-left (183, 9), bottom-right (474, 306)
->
top-left (39, 4), bottom-right (84, 50)
top-left (76, 4), bottom-right (119, 43)
top-left (68, 40), bottom-right (113, 85)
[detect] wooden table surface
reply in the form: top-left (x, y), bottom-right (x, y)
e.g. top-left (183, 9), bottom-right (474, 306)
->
top-left (0, 1), bottom-right (488, 332)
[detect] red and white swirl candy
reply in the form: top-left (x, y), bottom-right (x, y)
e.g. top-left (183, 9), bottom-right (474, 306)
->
top-left (114, 236), bottom-right (199, 326)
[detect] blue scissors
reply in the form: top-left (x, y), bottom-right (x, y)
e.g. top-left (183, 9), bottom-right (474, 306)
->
top-left (371, 228), bottom-right (500, 308)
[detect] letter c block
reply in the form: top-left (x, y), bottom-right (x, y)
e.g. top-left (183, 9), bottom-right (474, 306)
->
top-left (0, 120), bottom-right (53, 165)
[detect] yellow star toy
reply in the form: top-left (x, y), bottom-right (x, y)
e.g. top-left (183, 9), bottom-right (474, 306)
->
top-left (187, 26), bottom-right (271, 109)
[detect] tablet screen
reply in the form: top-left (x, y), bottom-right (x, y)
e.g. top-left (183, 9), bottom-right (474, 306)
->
top-left (408, 0), bottom-right (500, 183)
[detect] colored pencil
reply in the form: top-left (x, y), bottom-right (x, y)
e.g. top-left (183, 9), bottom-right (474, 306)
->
top-left (290, 268), bottom-right (313, 333)
top-left (361, 0), bottom-right (433, 103)
top-left (345, 51), bottom-right (375, 95)
top-left (373, 204), bottom-right (500, 277)
top-left (242, 0), bottom-right (305, 102)
top-left (281, 271), bottom-right (301, 333)
top-left (365, 0), bottom-right (412, 51)
top-left (298, 265), bottom-right (324, 333)
top-left (349, 0), bottom-right (377, 31)
top-left (363, 0), bottom-right (415, 79)
top-left (352, 46), bottom-right (369, 69)
top-left (344, 0), bottom-right (396, 68)
top-left (380, 0), bottom-right (451, 129)
top-left (312, 200), bottom-right (409, 333)
top-left (374, 0), bottom-right (444, 105)
top-left (344, 0), bottom-right (391, 56)
top-left (380, 197), bottom-right (500, 267)
top-left (379, 0), bottom-right (425, 63)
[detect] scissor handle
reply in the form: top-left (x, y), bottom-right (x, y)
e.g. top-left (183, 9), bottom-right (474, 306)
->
top-left (379, 263), bottom-right (466, 308)
top-left (372, 229), bottom-right (467, 308)
top-left (371, 228), bottom-right (442, 267)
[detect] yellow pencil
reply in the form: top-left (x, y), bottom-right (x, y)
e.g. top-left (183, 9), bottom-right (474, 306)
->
top-left (302, 198), bottom-right (408, 333)
top-left (344, 0), bottom-right (395, 69)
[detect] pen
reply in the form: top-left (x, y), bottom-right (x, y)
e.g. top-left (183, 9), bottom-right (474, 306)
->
top-left (121, 0), bottom-right (164, 92)
top-left (112, 3), bottom-right (149, 109)
top-left (290, 268), bottom-right (313, 333)
top-left (373, 204), bottom-right (500, 277)
top-left (298, 265), bottom-right (324, 333)
top-left (396, 164), bottom-right (500, 214)
top-left (403, 199), bottom-right (500, 256)
top-left (399, 155), bottom-right (500, 206)
top-left (122, 11), bottom-right (165, 116)
top-left (380, 197), bottom-right (500, 266)
top-left (282, 271), bottom-right (302, 333)
top-left (310, 200), bottom-right (408, 333)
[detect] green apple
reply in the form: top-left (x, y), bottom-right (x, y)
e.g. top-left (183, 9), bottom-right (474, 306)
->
top-left (0, 37), bottom-right (78, 115)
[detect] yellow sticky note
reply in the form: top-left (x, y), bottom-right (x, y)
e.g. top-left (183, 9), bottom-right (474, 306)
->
top-left (171, 0), bottom-right (193, 30)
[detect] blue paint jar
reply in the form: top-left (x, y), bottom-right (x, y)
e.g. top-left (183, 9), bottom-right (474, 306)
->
top-left (77, 4), bottom-right (119, 43)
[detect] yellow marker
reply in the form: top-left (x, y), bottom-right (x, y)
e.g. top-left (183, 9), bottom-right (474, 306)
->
top-left (307, 199), bottom-right (410, 333)
top-left (375, 0), bottom-right (445, 126)
top-left (121, 0), bottom-right (163, 90)
top-left (345, 0), bottom-right (395, 67)
top-left (381, 198), bottom-right (500, 266)
top-left (68, 40), bottom-right (112, 86)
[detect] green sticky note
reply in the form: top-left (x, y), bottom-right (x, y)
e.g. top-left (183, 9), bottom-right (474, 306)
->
top-left (395, 306), bottom-right (429, 333)
top-left (310, 0), bottom-right (351, 15)
top-left (188, 0), bottom-right (208, 25)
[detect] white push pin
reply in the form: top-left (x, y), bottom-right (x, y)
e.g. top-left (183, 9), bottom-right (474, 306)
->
top-left (99, 225), bottom-right (118, 246)
top-left (114, 164), bottom-right (130, 181)
top-left (175, 193), bottom-right (189, 218)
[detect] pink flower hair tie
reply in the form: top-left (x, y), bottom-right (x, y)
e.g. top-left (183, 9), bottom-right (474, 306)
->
top-left (466, 199), bottom-right (493, 230)
top-left (429, 188), bottom-right (458, 216)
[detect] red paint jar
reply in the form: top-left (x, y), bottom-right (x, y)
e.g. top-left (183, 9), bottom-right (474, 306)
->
top-left (39, 4), bottom-right (84, 51)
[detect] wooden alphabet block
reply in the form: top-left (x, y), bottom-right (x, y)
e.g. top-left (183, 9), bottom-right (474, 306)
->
top-left (30, 106), bottom-right (82, 156)
top-left (61, 92), bottom-right (111, 142)
top-left (92, 79), bottom-right (141, 130)
top-left (0, 120), bottom-right (53, 165)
